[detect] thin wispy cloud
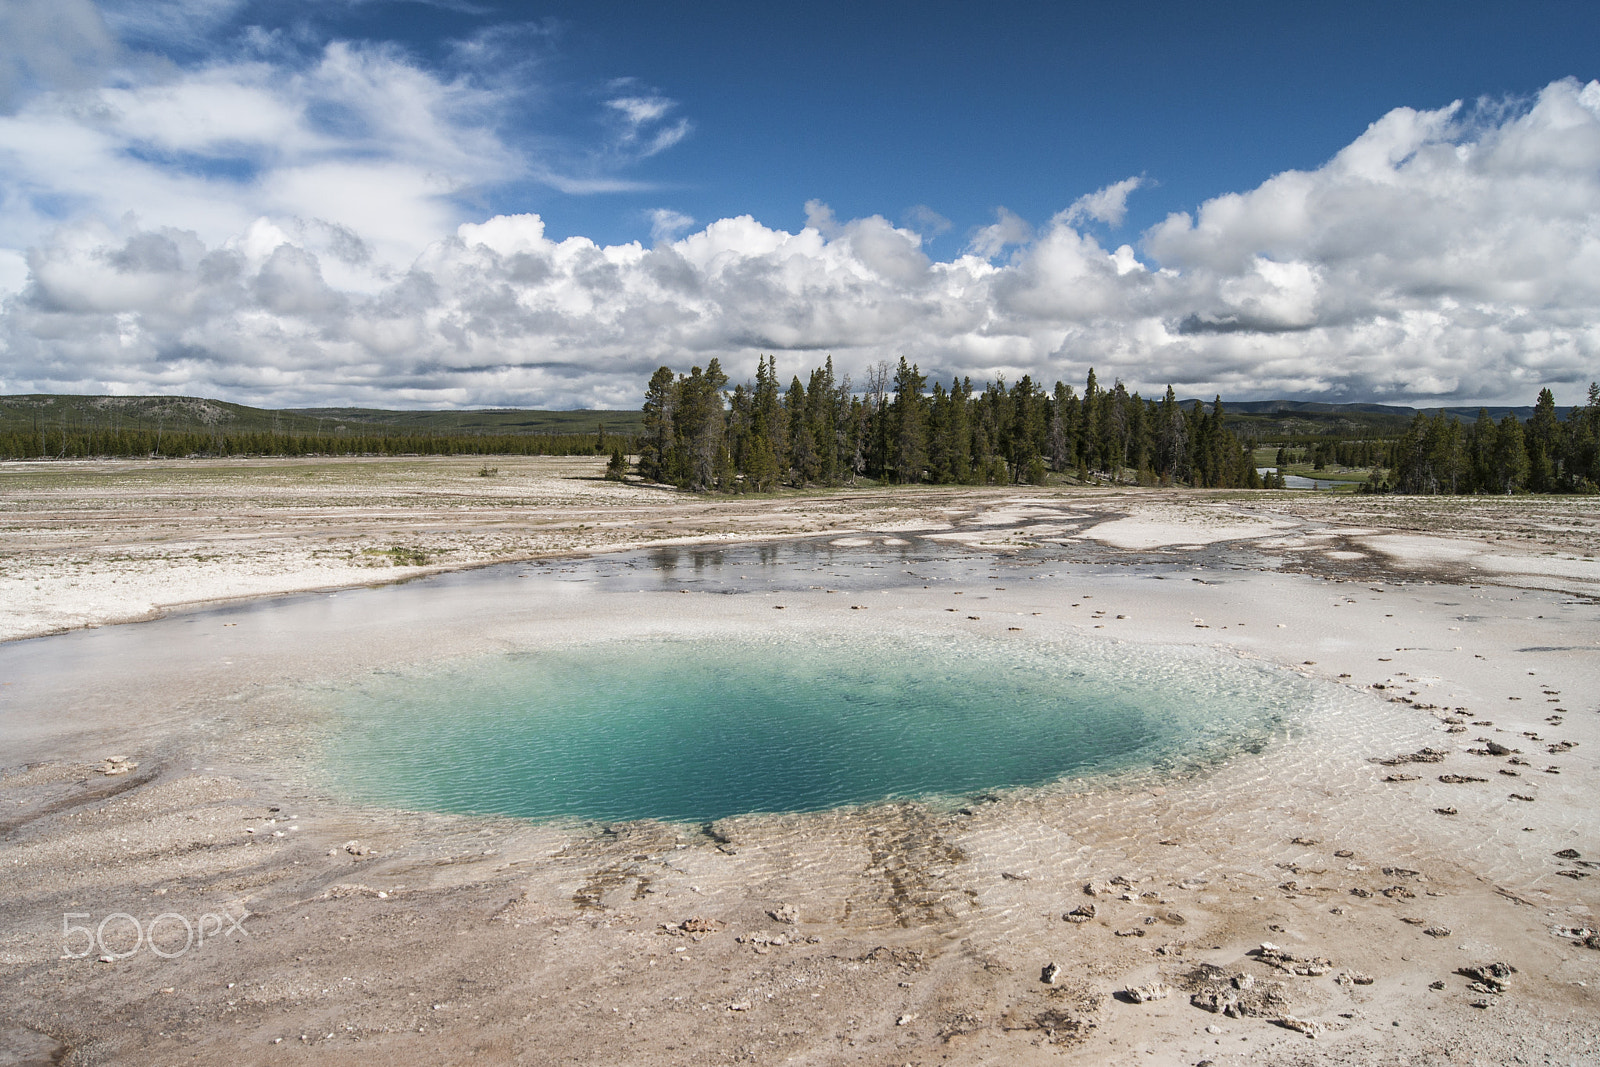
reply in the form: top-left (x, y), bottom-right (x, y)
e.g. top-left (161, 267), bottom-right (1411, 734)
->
top-left (606, 95), bottom-right (671, 126)
top-left (98, 0), bottom-right (247, 53)
top-left (532, 172), bottom-right (660, 195)
top-left (604, 91), bottom-right (692, 160)
top-left (648, 208), bottom-right (695, 242)
top-left (902, 204), bottom-right (952, 240)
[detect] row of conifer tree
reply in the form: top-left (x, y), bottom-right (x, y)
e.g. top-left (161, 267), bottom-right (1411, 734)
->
top-left (1382, 385), bottom-right (1600, 494)
top-left (0, 427), bottom-right (623, 460)
top-left (638, 357), bottom-right (1263, 491)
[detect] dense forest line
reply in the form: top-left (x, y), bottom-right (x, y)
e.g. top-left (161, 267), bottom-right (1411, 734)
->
top-left (638, 357), bottom-right (1265, 491)
top-left (6, 376), bottom-right (1594, 497)
top-left (1380, 385), bottom-right (1600, 494)
top-left (0, 426), bottom-right (628, 460)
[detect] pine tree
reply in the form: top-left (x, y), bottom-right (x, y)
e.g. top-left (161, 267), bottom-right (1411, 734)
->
top-left (1157, 386), bottom-right (1187, 483)
top-left (752, 355), bottom-right (785, 470)
top-left (806, 361), bottom-right (839, 484)
top-left (887, 358), bottom-right (929, 483)
top-left (1526, 388), bottom-right (1560, 492)
top-left (1080, 368), bottom-right (1101, 473)
top-left (1468, 409), bottom-right (1497, 493)
top-left (743, 432), bottom-right (779, 491)
top-left (785, 376), bottom-right (817, 484)
top-left (950, 378), bottom-right (974, 483)
top-left (1103, 381), bottom-right (1131, 479)
top-left (640, 366), bottom-right (677, 482)
top-left (1127, 393), bottom-right (1153, 479)
top-left (1492, 414), bottom-right (1528, 493)
top-left (1569, 383), bottom-right (1600, 489)
top-left (1048, 382), bottom-right (1074, 472)
top-left (604, 447), bottom-right (629, 481)
top-left (1006, 376), bottom-right (1046, 483)
top-left (666, 360), bottom-right (729, 490)
top-left (926, 381), bottom-right (954, 483)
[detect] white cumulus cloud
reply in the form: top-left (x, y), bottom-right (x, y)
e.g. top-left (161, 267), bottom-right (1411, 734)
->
top-left (966, 207), bottom-right (1033, 260)
top-left (1062, 176), bottom-right (1144, 227)
top-left (3, 67), bottom-right (1599, 409)
top-left (0, 38), bottom-right (516, 295)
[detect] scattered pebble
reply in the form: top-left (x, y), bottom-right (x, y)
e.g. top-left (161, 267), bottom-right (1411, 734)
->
top-left (1124, 982), bottom-right (1171, 1003)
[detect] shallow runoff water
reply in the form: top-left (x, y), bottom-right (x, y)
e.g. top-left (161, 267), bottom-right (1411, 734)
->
top-left (324, 624), bottom-right (1313, 825)
top-left (0, 534), bottom-right (1327, 825)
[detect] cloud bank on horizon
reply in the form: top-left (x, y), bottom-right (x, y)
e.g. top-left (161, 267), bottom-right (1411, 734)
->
top-left (1, 1), bottom-right (1597, 410)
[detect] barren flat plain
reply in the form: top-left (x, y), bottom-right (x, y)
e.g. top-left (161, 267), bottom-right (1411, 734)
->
top-left (2, 455), bottom-right (1599, 1066)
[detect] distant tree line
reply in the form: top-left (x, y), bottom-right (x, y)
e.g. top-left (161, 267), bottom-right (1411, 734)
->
top-left (1378, 385), bottom-right (1600, 494)
top-left (0, 426), bottom-right (630, 461)
top-left (638, 356), bottom-right (1263, 491)
top-left (1276, 439), bottom-right (1388, 471)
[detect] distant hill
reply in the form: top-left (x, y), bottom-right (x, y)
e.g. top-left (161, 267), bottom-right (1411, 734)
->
top-left (290, 406), bottom-right (643, 435)
top-left (0, 391), bottom-right (1561, 447)
top-left (1178, 398), bottom-right (1540, 438)
top-left (0, 394), bottom-right (644, 437)
top-left (1210, 398), bottom-right (1538, 420)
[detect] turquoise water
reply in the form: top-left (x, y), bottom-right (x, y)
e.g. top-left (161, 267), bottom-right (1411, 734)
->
top-left (323, 629), bottom-right (1309, 824)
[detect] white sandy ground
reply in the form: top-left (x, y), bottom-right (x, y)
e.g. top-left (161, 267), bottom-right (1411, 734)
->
top-left (2, 456), bottom-right (1597, 642)
top-left (1075, 504), bottom-right (1297, 551)
top-left (2, 457), bottom-right (1600, 1065)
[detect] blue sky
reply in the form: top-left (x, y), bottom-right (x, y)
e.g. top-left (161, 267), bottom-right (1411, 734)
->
top-left (509, 1), bottom-right (1600, 248)
top-left (1, 0), bottom-right (1598, 408)
top-left (124, 0), bottom-right (1600, 246)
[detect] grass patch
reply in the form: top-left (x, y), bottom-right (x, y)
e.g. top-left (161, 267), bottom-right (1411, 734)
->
top-left (361, 545), bottom-right (433, 567)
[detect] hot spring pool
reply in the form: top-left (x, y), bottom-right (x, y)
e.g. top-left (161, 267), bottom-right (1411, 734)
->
top-left (323, 627), bottom-right (1313, 823)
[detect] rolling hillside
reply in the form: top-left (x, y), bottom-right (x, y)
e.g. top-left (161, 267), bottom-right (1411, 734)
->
top-left (0, 395), bottom-right (644, 438)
